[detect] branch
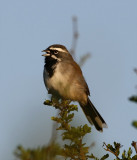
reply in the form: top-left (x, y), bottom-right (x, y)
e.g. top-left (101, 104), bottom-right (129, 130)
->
top-left (103, 142), bottom-right (121, 160)
top-left (70, 16), bottom-right (79, 57)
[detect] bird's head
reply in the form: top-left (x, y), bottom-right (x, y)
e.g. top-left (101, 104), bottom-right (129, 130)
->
top-left (42, 44), bottom-right (70, 61)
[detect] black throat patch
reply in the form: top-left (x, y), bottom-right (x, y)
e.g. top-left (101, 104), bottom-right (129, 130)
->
top-left (44, 56), bottom-right (58, 78)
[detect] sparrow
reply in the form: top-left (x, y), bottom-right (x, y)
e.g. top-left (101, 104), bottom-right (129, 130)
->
top-left (42, 44), bottom-right (107, 132)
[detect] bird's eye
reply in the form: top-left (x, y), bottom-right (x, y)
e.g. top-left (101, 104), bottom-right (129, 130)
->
top-left (54, 50), bottom-right (58, 54)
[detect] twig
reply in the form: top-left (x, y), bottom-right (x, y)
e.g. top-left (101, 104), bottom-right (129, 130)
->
top-left (70, 16), bottom-right (79, 58)
top-left (103, 142), bottom-right (120, 160)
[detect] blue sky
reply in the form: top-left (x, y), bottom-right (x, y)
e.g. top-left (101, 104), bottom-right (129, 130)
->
top-left (1, 0), bottom-right (137, 159)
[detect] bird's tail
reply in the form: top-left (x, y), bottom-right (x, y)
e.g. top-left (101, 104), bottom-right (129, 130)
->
top-left (80, 98), bottom-right (107, 132)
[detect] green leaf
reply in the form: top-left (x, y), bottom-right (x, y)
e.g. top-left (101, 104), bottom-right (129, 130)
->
top-left (132, 121), bottom-right (137, 129)
top-left (87, 153), bottom-right (100, 160)
top-left (43, 100), bottom-right (52, 105)
top-left (127, 147), bottom-right (132, 157)
top-left (100, 154), bottom-right (109, 160)
top-left (129, 96), bottom-right (137, 103)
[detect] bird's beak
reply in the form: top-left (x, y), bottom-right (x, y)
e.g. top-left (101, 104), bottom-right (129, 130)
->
top-left (41, 49), bottom-right (50, 56)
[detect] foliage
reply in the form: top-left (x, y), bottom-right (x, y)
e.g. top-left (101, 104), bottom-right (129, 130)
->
top-left (103, 142), bottom-right (137, 160)
top-left (14, 143), bottom-right (62, 160)
top-left (14, 98), bottom-right (137, 160)
top-left (14, 99), bottom-right (108, 160)
top-left (44, 99), bottom-right (102, 160)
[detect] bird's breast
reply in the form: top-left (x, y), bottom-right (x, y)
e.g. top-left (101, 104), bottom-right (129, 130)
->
top-left (45, 63), bottom-right (71, 98)
top-left (44, 62), bottom-right (88, 103)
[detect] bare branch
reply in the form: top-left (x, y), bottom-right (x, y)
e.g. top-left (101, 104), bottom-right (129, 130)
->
top-left (70, 16), bottom-right (79, 57)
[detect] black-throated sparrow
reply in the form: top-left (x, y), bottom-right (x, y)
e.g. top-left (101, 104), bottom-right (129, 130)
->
top-left (42, 44), bottom-right (107, 132)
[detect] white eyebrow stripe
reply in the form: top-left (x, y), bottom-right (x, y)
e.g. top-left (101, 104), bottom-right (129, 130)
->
top-left (49, 47), bottom-right (67, 53)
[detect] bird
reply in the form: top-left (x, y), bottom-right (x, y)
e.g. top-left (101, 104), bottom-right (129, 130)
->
top-left (42, 44), bottom-right (107, 132)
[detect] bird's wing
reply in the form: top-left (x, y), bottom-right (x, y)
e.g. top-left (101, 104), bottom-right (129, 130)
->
top-left (62, 60), bottom-right (90, 96)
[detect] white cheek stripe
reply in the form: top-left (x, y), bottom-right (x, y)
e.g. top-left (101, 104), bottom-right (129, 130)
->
top-left (51, 55), bottom-right (61, 61)
top-left (49, 47), bottom-right (67, 53)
